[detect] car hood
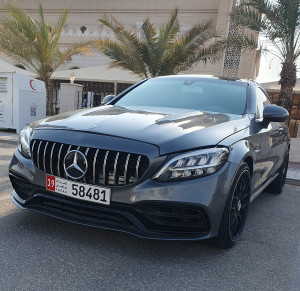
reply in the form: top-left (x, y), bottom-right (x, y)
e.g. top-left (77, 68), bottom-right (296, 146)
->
top-left (33, 105), bottom-right (250, 155)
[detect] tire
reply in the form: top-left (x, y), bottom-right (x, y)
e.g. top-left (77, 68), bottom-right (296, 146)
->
top-left (265, 152), bottom-right (289, 194)
top-left (213, 163), bottom-right (251, 249)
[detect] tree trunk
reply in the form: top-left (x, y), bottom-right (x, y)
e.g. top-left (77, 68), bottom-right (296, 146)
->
top-left (277, 62), bottom-right (296, 113)
top-left (45, 80), bottom-right (54, 116)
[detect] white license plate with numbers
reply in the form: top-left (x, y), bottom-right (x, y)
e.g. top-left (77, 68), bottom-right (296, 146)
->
top-left (46, 175), bottom-right (111, 205)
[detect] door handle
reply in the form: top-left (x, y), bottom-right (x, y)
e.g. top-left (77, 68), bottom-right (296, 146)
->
top-left (254, 144), bottom-right (260, 153)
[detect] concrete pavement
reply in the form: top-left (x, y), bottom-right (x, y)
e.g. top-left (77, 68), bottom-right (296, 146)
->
top-left (0, 129), bottom-right (300, 185)
top-left (286, 138), bottom-right (300, 186)
top-left (0, 129), bottom-right (18, 145)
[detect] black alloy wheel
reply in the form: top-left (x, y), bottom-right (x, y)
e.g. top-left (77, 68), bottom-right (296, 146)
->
top-left (229, 168), bottom-right (251, 241)
top-left (214, 163), bottom-right (251, 249)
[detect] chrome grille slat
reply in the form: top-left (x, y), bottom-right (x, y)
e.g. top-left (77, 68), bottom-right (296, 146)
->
top-left (102, 151), bottom-right (109, 185)
top-left (57, 144), bottom-right (63, 177)
top-left (50, 143), bottom-right (56, 175)
top-left (43, 142), bottom-right (49, 172)
top-left (135, 156), bottom-right (141, 181)
top-left (31, 140), bottom-right (149, 187)
top-left (124, 154), bottom-right (131, 185)
top-left (93, 149), bottom-right (100, 184)
top-left (84, 148), bottom-right (90, 183)
top-left (37, 140), bottom-right (42, 169)
top-left (67, 145), bottom-right (72, 152)
top-left (65, 145), bottom-right (72, 178)
top-left (113, 152), bottom-right (120, 185)
top-left (31, 140), bottom-right (36, 157)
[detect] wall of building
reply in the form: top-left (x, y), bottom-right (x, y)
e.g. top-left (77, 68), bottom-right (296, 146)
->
top-left (0, 0), bottom-right (258, 79)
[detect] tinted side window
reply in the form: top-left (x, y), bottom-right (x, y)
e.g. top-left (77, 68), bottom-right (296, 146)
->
top-left (256, 88), bottom-right (271, 119)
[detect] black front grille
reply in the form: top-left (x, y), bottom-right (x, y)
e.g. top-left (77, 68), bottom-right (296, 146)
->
top-left (31, 139), bottom-right (149, 186)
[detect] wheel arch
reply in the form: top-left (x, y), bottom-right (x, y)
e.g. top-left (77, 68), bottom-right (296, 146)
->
top-left (243, 156), bottom-right (253, 177)
top-left (225, 139), bottom-right (254, 181)
top-left (219, 139), bottom-right (254, 200)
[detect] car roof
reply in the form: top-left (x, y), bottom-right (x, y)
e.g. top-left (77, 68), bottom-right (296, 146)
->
top-left (153, 74), bottom-right (252, 85)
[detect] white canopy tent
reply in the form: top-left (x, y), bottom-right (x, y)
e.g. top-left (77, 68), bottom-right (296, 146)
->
top-left (0, 58), bottom-right (34, 76)
top-left (0, 58), bottom-right (142, 84)
top-left (0, 59), bottom-right (46, 133)
top-left (51, 65), bottom-right (142, 84)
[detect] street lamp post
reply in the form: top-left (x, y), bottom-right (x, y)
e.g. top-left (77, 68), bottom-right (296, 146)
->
top-left (69, 71), bottom-right (75, 84)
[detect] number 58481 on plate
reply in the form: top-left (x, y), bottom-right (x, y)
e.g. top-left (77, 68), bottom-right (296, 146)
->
top-left (46, 175), bottom-right (111, 205)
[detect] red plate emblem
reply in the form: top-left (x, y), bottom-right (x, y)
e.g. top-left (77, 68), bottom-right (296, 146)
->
top-left (46, 175), bottom-right (56, 191)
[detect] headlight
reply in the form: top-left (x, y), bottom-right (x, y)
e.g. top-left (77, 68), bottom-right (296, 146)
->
top-left (153, 148), bottom-right (229, 182)
top-left (18, 126), bottom-right (33, 158)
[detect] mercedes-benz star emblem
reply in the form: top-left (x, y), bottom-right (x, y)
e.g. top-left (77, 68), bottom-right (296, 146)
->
top-left (63, 150), bottom-right (88, 179)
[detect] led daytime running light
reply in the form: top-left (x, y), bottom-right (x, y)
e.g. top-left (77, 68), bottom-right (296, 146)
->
top-left (18, 126), bottom-right (32, 158)
top-left (153, 148), bottom-right (229, 181)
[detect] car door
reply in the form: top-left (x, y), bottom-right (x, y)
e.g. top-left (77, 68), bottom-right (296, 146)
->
top-left (253, 87), bottom-right (288, 189)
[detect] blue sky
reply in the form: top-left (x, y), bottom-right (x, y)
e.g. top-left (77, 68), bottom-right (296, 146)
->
top-left (255, 0), bottom-right (299, 84)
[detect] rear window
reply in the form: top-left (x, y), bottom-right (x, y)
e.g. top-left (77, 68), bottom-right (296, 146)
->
top-left (115, 78), bottom-right (247, 115)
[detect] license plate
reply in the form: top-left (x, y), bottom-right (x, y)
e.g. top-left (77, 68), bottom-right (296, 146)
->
top-left (46, 175), bottom-right (111, 205)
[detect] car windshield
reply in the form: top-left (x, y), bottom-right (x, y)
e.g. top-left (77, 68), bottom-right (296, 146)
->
top-left (114, 77), bottom-right (247, 115)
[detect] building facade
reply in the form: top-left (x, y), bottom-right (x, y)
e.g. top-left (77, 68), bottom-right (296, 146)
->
top-left (0, 0), bottom-right (260, 81)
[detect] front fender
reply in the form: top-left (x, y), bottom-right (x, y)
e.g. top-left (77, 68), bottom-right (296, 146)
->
top-left (226, 139), bottom-right (253, 166)
top-left (222, 139), bottom-right (256, 194)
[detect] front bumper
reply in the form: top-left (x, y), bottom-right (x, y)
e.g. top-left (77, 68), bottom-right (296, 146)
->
top-left (9, 147), bottom-right (239, 240)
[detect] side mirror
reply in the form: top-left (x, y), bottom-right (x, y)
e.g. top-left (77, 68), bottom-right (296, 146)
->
top-left (263, 104), bottom-right (289, 126)
top-left (101, 95), bottom-right (115, 105)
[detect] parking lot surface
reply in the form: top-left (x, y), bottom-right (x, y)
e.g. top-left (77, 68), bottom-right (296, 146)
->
top-left (0, 142), bottom-right (299, 291)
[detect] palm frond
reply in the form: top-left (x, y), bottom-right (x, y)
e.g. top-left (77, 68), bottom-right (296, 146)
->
top-left (7, 4), bottom-right (38, 41)
top-left (162, 19), bottom-right (217, 73)
top-left (139, 18), bottom-right (159, 76)
top-left (97, 15), bottom-right (148, 74)
top-left (156, 8), bottom-right (180, 64)
top-left (96, 9), bottom-right (220, 77)
top-left (0, 4), bottom-right (92, 82)
top-left (96, 39), bottom-right (148, 78)
top-left (232, 0), bottom-right (300, 64)
top-left (157, 7), bottom-right (180, 48)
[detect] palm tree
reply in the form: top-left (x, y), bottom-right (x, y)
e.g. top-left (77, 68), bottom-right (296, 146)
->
top-left (94, 8), bottom-right (221, 78)
top-left (230, 0), bottom-right (300, 112)
top-left (0, 4), bottom-right (92, 115)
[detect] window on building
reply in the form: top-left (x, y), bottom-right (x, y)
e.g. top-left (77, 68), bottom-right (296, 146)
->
top-left (69, 66), bottom-right (80, 70)
top-left (15, 64), bottom-right (26, 70)
top-left (80, 26), bottom-right (87, 34)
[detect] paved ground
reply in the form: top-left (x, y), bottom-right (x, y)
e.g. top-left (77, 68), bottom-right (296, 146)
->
top-left (0, 143), bottom-right (14, 201)
top-left (288, 163), bottom-right (300, 181)
top-left (0, 129), bottom-right (18, 144)
top-left (0, 142), bottom-right (300, 291)
top-left (290, 138), bottom-right (300, 163)
top-left (287, 138), bottom-right (300, 185)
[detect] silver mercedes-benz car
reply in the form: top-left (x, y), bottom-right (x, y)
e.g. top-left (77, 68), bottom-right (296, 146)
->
top-left (9, 75), bottom-right (289, 248)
